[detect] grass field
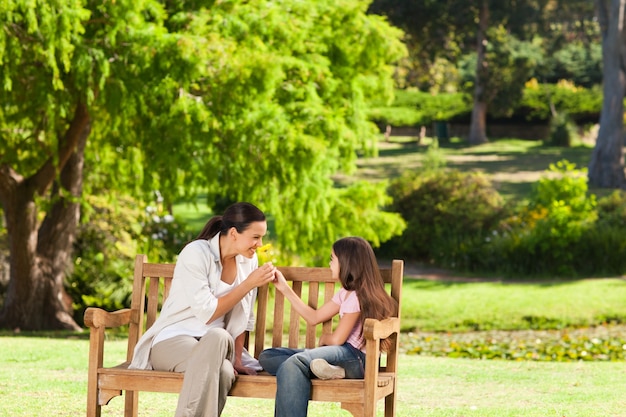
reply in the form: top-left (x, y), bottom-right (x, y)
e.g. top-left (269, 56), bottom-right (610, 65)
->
top-left (3, 275), bottom-right (626, 415)
top-left (2, 335), bottom-right (626, 417)
top-left (338, 136), bottom-right (599, 201)
top-left (401, 277), bottom-right (626, 332)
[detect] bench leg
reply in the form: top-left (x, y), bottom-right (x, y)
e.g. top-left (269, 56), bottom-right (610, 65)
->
top-left (341, 401), bottom-right (365, 417)
top-left (124, 390), bottom-right (139, 417)
top-left (385, 392), bottom-right (397, 417)
top-left (86, 390), bottom-right (101, 417)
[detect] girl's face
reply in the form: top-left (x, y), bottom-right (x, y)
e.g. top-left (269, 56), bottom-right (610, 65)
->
top-left (329, 249), bottom-right (340, 279)
top-left (235, 221), bottom-right (267, 258)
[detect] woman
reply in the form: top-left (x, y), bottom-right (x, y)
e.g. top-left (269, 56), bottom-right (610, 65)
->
top-left (129, 202), bottom-right (276, 417)
top-left (259, 236), bottom-right (397, 417)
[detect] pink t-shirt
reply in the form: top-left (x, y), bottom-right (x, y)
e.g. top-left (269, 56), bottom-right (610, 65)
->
top-left (332, 288), bottom-right (363, 351)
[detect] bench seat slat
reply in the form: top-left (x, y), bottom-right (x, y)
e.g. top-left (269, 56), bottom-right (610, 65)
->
top-left (97, 364), bottom-right (395, 402)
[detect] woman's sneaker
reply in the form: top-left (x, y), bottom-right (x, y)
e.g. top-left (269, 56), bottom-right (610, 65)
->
top-left (310, 358), bottom-right (345, 380)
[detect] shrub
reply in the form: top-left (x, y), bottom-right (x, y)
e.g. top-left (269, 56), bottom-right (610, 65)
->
top-left (520, 80), bottom-right (603, 123)
top-left (384, 169), bottom-right (507, 266)
top-left (368, 89), bottom-right (471, 128)
top-left (68, 194), bottom-right (193, 325)
top-left (571, 191), bottom-right (626, 275)
top-left (470, 161), bottom-right (625, 277)
top-left (546, 112), bottom-right (579, 147)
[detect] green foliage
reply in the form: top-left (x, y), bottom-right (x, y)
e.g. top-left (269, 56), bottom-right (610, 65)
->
top-left (462, 161), bottom-right (626, 277)
top-left (421, 139), bottom-right (446, 172)
top-left (404, 328), bottom-right (626, 361)
top-left (596, 190), bottom-right (626, 227)
top-left (367, 106), bottom-right (423, 127)
top-left (1, 0), bottom-right (409, 293)
top-left (459, 26), bottom-right (542, 118)
top-left (67, 194), bottom-right (192, 324)
top-left (501, 160), bottom-right (596, 276)
top-left (384, 169), bottom-right (507, 265)
top-left (280, 180), bottom-right (406, 265)
top-left (543, 42), bottom-right (602, 87)
top-left (370, 80), bottom-right (602, 130)
top-left (547, 112), bottom-right (579, 147)
top-left (368, 89), bottom-right (470, 127)
top-left (520, 80), bottom-right (604, 122)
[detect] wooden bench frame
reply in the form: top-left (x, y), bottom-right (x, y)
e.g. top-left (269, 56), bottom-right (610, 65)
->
top-left (85, 254), bottom-right (404, 417)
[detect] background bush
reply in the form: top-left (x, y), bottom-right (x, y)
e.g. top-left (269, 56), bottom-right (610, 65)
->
top-left (380, 157), bottom-right (626, 278)
top-left (67, 194), bottom-right (192, 325)
top-left (382, 167), bottom-right (508, 266)
top-left (369, 81), bottom-right (607, 130)
top-left (464, 163), bottom-right (626, 277)
top-left (368, 89), bottom-right (470, 128)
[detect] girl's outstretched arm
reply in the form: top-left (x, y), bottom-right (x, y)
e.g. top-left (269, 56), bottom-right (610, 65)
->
top-left (273, 269), bottom-right (339, 325)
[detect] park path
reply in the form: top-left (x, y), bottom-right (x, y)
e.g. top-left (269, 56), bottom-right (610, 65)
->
top-left (380, 259), bottom-right (502, 282)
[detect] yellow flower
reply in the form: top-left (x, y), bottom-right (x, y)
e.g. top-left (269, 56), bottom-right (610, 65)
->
top-left (256, 243), bottom-right (273, 264)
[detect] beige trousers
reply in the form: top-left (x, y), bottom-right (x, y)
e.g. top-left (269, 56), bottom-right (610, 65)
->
top-left (150, 328), bottom-right (236, 417)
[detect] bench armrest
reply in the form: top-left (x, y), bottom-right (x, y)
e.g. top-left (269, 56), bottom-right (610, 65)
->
top-left (362, 317), bottom-right (400, 341)
top-left (84, 307), bottom-right (131, 329)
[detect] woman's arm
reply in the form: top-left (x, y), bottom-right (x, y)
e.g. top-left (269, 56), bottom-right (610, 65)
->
top-left (233, 332), bottom-right (257, 375)
top-left (207, 262), bottom-right (276, 324)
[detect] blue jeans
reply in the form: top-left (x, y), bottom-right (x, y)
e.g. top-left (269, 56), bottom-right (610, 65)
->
top-left (258, 343), bottom-right (365, 417)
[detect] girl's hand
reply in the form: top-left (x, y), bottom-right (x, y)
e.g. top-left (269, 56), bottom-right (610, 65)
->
top-left (318, 332), bottom-right (332, 347)
top-left (272, 269), bottom-right (289, 293)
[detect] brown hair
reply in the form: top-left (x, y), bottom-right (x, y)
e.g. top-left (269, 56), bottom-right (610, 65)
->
top-left (196, 202), bottom-right (266, 240)
top-left (332, 237), bottom-right (398, 352)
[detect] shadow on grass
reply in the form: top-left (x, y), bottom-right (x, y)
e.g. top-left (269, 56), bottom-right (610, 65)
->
top-left (0, 327), bottom-right (130, 340)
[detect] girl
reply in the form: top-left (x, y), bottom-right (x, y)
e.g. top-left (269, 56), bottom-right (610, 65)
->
top-left (129, 202), bottom-right (276, 417)
top-left (258, 236), bottom-right (397, 417)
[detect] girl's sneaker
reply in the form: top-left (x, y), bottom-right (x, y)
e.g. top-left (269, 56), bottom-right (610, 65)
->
top-left (310, 358), bottom-right (346, 380)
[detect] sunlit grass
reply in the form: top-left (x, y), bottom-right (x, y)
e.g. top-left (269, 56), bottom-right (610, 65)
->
top-left (2, 336), bottom-right (626, 417)
top-left (400, 278), bottom-right (626, 332)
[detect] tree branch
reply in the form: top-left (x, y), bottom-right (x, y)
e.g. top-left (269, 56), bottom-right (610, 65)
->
top-left (28, 101), bottom-right (90, 196)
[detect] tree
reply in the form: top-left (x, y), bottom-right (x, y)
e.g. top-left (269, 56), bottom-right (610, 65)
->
top-left (588, 0), bottom-right (626, 189)
top-left (0, 0), bottom-right (407, 330)
top-left (467, 0), bottom-right (490, 145)
top-left (368, 0), bottom-right (547, 144)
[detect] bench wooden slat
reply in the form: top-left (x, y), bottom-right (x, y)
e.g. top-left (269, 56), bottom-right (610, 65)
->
top-left (272, 288), bottom-right (285, 348)
top-left (85, 255), bottom-right (404, 417)
top-left (289, 280), bottom-right (303, 348)
top-left (306, 281), bottom-right (319, 347)
top-left (254, 284), bottom-right (269, 358)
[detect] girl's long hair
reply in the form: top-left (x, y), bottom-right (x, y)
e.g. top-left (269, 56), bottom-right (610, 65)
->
top-left (333, 237), bottom-right (398, 352)
top-left (196, 202), bottom-right (266, 240)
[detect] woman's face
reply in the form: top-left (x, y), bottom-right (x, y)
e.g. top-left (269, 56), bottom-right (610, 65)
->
top-left (329, 249), bottom-right (340, 279)
top-left (236, 221), bottom-right (267, 258)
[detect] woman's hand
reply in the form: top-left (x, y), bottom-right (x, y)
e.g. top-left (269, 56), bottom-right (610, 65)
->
top-left (247, 262), bottom-right (277, 289)
top-left (234, 363), bottom-right (258, 376)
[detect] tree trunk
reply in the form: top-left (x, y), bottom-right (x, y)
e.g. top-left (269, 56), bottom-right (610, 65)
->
top-left (588, 0), bottom-right (626, 189)
top-left (0, 102), bottom-right (90, 331)
top-left (468, 0), bottom-right (489, 145)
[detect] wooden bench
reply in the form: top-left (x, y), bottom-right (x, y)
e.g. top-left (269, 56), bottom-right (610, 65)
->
top-left (85, 254), bottom-right (404, 417)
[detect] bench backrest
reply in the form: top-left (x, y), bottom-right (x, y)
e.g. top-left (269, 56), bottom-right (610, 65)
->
top-left (126, 254), bottom-right (403, 361)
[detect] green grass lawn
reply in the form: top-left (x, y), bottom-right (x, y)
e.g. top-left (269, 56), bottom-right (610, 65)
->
top-left (341, 136), bottom-right (599, 201)
top-left (400, 277), bottom-right (626, 332)
top-left (2, 336), bottom-right (626, 417)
